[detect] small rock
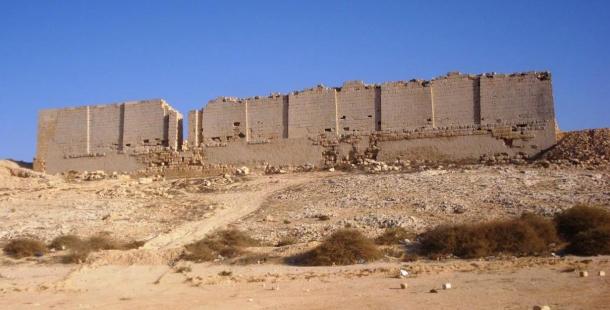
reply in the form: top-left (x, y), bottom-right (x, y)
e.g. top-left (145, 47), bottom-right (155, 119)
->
top-left (328, 167), bottom-right (335, 172)
top-left (429, 289), bottom-right (438, 293)
top-left (235, 166), bottom-right (250, 176)
top-left (400, 283), bottom-right (408, 289)
top-left (442, 283), bottom-right (452, 290)
top-left (138, 177), bottom-right (153, 185)
top-left (399, 269), bottom-right (409, 278)
top-left (579, 271), bottom-right (588, 277)
top-left (533, 306), bottom-right (551, 310)
top-left (599, 271), bottom-right (606, 277)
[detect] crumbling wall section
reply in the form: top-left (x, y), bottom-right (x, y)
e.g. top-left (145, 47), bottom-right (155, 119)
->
top-left (480, 72), bottom-right (554, 125)
top-left (336, 81), bottom-right (377, 134)
top-left (35, 99), bottom-right (183, 173)
top-left (35, 71), bottom-right (557, 174)
top-left (89, 104), bottom-right (123, 154)
top-left (187, 109), bottom-right (203, 148)
top-left (246, 94), bottom-right (288, 142)
top-left (431, 73), bottom-right (480, 127)
top-left (201, 97), bottom-right (247, 144)
top-left (288, 86), bottom-right (338, 138)
top-left (380, 80), bottom-right (433, 131)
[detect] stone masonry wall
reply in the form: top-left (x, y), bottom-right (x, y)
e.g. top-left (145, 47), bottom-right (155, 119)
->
top-left (35, 99), bottom-right (182, 173)
top-left (35, 71), bottom-right (557, 174)
top-left (201, 98), bottom-right (247, 143)
top-left (336, 81), bottom-right (378, 134)
top-left (380, 80), bottom-right (433, 131)
top-left (431, 73), bottom-right (480, 127)
top-left (288, 86), bottom-right (338, 138)
top-left (246, 94), bottom-right (288, 142)
top-left (480, 72), bottom-right (554, 125)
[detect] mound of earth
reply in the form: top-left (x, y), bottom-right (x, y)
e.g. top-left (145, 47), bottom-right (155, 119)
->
top-left (0, 159), bottom-right (43, 179)
top-left (542, 128), bottom-right (610, 166)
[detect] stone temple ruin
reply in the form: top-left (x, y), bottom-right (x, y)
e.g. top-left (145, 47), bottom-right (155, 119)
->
top-left (34, 71), bottom-right (557, 175)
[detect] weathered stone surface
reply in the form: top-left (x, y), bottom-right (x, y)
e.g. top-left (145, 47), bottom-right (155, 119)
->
top-left (35, 72), bottom-right (557, 174)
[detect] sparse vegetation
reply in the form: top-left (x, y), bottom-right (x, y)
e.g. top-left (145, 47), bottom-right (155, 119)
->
top-left (3, 238), bottom-right (47, 259)
top-left (418, 214), bottom-right (558, 259)
top-left (218, 270), bottom-right (233, 276)
top-left (375, 227), bottom-right (415, 245)
top-left (276, 236), bottom-right (297, 247)
top-left (564, 225), bottom-right (610, 255)
top-left (317, 214), bottom-right (331, 221)
top-left (182, 229), bottom-right (259, 262)
top-left (48, 235), bottom-right (82, 250)
top-left (290, 229), bottom-right (382, 266)
top-left (232, 253), bottom-right (272, 265)
top-left (49, 234), bottom-right (144, 264)
top-left (555, 205), bottom-right (610, 255)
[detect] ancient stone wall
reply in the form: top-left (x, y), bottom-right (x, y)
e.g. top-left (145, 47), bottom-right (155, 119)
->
top-left (201, 97), bottom-right (247, 143)
top-left (431, 73), bottom-right (480, 127)
top-left (34, 99), bottom-right (182, 173)
top-left (246, 94), bottom-right (288, 142)
top-left (336, 81), bottom-right (378, 134)
top-left (480, 72), bottom-right (554, 125)
top-left (288, 86), bottom-right (338, 138)
top-left (35, 71), bottom-right (557, 174)
top-left (380, 80), bottom-right (433, 131)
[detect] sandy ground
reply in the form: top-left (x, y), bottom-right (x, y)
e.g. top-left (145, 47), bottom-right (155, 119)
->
top-left (1, 161), bottom-right (609, 309)
top-left (1, 258), bottom-right (609, 309)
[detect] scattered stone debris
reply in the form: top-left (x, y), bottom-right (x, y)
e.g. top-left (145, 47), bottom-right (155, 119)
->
top-left (235, 166), bottom-right (250, 176)
top-left (579, 271), bottom-right (588, 277)
top-left (542, 128), bottom-right (610, 168)
top-left (138, 177), bottom-right (154, 185)
top-left (83, 170), bottom-right (107, 181)
top-left (399, 269), bottom-right (409, 278)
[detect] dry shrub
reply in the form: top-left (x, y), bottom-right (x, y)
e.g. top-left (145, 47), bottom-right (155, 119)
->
top-left (555, 205), bottom-right (610, 255)
top-left (276, 236), bottom-right (297, 247)
top-left (183, 229), bottom-right (259, 262)
top-left (87, 235), bottom-right (121, 251)
top-left (380, 246), bottom-right (404, 258)
top-left (232, 253), bottom-right (272, 265)
top-left (564, 226), bottom-right (610, 256)
top-left (419, 214), bottom-right (558, 259)
top-left (49, 235), bottom-right (82, 251)
top-left (290, 229), bottom-right (382, 266)
top-left (375, 227), bottom-right (415, 245)
top-left (555, 205), bottom-right (610, 241)
top-left (50, 234), bottom-right (144, 264)
top-left (61, 249), bottom-right (91, 264)
top-left (3, 238), bottom-right (47, 258)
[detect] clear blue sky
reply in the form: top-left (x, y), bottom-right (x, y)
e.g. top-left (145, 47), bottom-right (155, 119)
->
top-left (1, 1), bottom-right (609, 161)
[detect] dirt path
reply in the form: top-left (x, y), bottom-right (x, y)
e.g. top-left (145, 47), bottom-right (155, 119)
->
top-left (143, 173), bottom-right (324, 249)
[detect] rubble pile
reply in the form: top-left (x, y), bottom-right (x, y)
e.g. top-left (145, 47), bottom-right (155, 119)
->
top-left (542, 129), bottom-right (610, 167)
